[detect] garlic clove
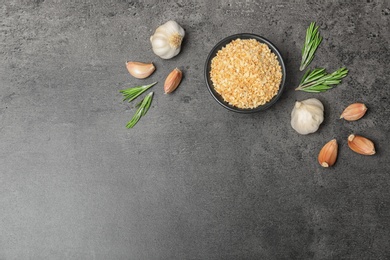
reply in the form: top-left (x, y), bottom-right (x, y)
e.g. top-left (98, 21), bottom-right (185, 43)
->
top-left (340, 103), bottom-right (367, 121)
top-left (318, 139), bottom-right (338, 167)
top-left (348, 134), bottom-right (376, 155)
top-left (126, 61), bottom-right (155, 79)
top-left (164, 68), bottom-right (182, 94)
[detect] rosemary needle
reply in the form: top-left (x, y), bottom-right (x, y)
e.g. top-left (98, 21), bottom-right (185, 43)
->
top-left (300, 22), bottom-right (322, 71)
top-left (126, 91), bottom-right (154, 128)
top-left (119, 82), bottom-right (157, 103)
top-left (295, 67), bottom-right (349, 93)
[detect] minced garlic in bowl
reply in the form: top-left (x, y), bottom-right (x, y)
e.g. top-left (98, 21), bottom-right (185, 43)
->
top-left (209, 38), bottom-right (283, 109)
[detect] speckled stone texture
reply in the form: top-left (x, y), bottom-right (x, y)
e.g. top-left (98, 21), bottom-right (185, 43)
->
top-left (1, 0), bottom-right (389, 259)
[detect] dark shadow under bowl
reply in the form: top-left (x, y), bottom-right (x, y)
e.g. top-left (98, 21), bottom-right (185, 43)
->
top-left (204, 33), bottom-right (286, 113)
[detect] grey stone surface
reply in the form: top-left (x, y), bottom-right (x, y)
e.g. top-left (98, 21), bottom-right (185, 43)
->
top-left (1, 0), bottom-right (390, 259)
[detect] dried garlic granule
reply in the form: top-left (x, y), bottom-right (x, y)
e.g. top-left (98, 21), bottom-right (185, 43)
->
top-left (210, 39), bottom-right (282, 109)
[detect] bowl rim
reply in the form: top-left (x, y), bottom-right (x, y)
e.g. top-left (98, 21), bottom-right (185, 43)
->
top-left (204, 33), bottom-right (286, 113)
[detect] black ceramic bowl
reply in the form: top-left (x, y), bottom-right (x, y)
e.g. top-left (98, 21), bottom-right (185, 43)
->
top-left (204, 33), bottom-right (286, 113)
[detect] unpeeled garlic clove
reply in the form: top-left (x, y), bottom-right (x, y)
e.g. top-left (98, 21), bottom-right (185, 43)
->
top-left (348, 134), bottom-right (376, 155)
top-left (126, 61), bottom-right (155, 79)
top-left (340, 103), bottom-right (367, 121)
top-left (318, 139), bottom-right (338, 167)
top-left (164, 68), bottom-right (182, 94)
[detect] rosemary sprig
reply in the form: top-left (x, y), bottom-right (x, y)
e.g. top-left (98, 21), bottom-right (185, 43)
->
top-left (126, 92), bottom-right (154, 128)
top-left (300, 22), bottom-right (322, 71)
top-left (119, 82), bottom-right (157, 103)
top-left (295, 67), bottom-right (349, 92)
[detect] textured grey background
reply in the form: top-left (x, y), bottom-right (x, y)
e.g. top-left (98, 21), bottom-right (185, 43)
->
top-left (1, 0), bottom-right (390, 259)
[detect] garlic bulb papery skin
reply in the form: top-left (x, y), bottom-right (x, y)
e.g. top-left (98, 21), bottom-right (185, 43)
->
top-left (150, 20), bottom-right (185, 59)
top-left (291, 98), bottom-right (324, 135)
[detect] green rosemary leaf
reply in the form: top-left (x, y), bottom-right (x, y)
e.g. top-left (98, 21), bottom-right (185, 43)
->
top-left (126, 92), bottom-right (154, 129)
top-left (298, 88), bottom-right (322, 93)
top-left (304, 68), bottom-right (326, 82)
top-left (296, 67), bottom-right (349, 92)
top-left (119, 82), bottom-right (157, 103)
top-left (141, 96), bottom-right (152, 116)
top-left (300, 68), bottom-right (312, 84)
top-left (303, 84), bottom-right (333, 92)
top-left (322, 79), bottom-right (341, 85)
top-left (300, 22), bottom-right (322, 71)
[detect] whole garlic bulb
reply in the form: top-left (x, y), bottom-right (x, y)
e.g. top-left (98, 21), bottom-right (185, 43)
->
top-left (291, 98), bottom-right (324, 135)
top-left (150, 20), bottom-right (185, 59)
